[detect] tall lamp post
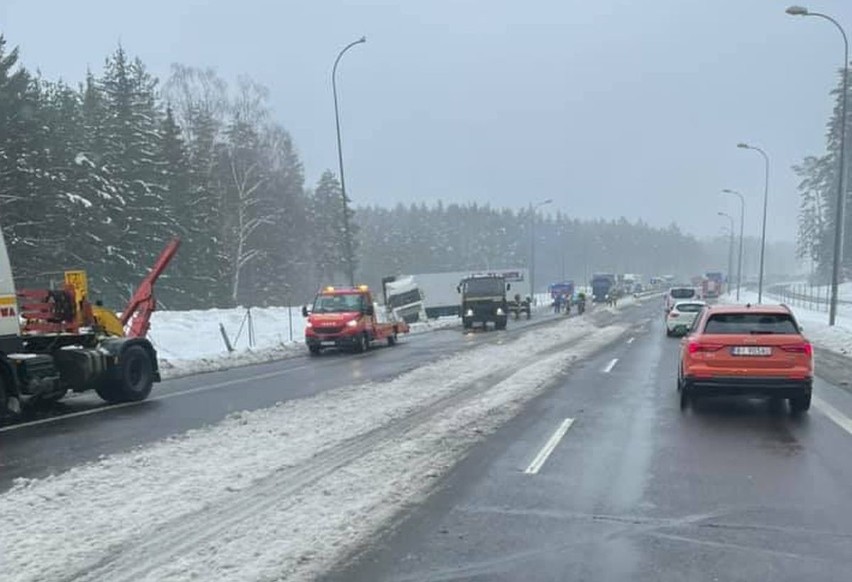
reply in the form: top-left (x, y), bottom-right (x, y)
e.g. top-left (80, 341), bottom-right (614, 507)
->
top-left (718, 212), bottom-right (735, 298)
top-left (787, 5), bottom-right (848, 326)
top-left (722, 189), bottom-right (746, 300)
top-left (530, 199), bottom-right (553, 304)
top-left (332, 36), bottom-right (366, 286)
top-left (737, 143), bottom-right (770, 303)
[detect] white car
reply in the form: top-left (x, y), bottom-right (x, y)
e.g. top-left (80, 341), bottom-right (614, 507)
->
top-left (665, 300), bottom-right (706, 336)
top-left (664, 286), bottom-right (698, 312)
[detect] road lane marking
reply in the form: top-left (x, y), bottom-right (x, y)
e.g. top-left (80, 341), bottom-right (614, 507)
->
top-left (813, 395), bottom-right (852, 436)
top-left (0, 366), bottom-right (310, 434)
top-left (524, 418), bottom-right (574, 475)
top-left (603, 358), bottom-right (619, 373)
top-left (627, 337), bottom-right (635, 344)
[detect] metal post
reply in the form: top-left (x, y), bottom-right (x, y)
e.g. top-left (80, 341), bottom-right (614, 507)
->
top-left (737, 144), bottom-right (770, 303)
top-left (529, 204), bottom-right (535, 305)
top-left (332, 37), bottom-right (366, 287)
top-left (787, 7), bottom-right (849, 325)
top-left (718, 212), bottom-right (735, 298)
top-left (722, 189), bottom-right (746, 301)
top-left (529, 199), bottom-right (553, 305)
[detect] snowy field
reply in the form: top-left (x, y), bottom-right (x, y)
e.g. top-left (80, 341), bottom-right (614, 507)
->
top-left (1, 312), bottom-right (627, 582)
top-left (725, 290), bottom-right (852, 356)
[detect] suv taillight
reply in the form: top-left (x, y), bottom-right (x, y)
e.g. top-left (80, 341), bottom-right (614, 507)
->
top-left (688, 341), bottom-right (724, 354)
top-left (779, 342), bottom-right (813, 356)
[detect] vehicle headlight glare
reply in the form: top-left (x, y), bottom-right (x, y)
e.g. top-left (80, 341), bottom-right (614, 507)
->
top-left (346, 319), bottom-right (359, 327)
top-left (496, 308), bottom-right (505, 315)
top-left (465, 309), bottom-right (474, 317)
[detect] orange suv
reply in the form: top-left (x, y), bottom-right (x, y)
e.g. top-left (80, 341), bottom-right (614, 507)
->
top-left (678, 304), bottom-right (813, 412)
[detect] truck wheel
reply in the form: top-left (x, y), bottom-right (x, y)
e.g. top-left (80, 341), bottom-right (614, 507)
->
top-left (387, 332), bottom-right (397, 346)
top-left (0, 369), bottom-right (20, 420)
top-left (96, 346), bottom-right (154, 403)
top-left (462, 318), bottom-right (472, 330)
top-left (495, 319), bottom-right (507, 331)
top-left (308, 345), bottom-right (321, 356)
top-left (354, 333), bottom-right (368, 353)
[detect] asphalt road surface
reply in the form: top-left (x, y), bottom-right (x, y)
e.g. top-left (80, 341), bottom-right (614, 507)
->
top-left (325, 308), bottom-right (852, 581)
top-left (0, 301), bottom-right (646, 492)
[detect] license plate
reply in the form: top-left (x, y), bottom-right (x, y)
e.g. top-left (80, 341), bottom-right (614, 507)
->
top-left (731, 346), bottom-right (772, 356)
top-left (320, 341), bottom-right (336, 346)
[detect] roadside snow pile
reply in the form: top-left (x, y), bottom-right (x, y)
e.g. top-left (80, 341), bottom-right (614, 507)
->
top-left (0, 315), bottom-right (626, 582)
top-left (148, 306), bottom-right (303, 361)
top-left (725, 291), bottom-right (852, 356)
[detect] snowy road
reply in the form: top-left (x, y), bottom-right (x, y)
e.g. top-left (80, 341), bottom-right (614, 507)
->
top-left (325, 308), bottom-right (852, 582)
top-left (0, 303), bottom-right (638, 490)
top-left (0, 299), bottom-right (654, 582)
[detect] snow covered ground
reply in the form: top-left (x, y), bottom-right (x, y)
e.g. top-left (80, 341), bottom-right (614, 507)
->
top-left (147, 307), bottom-right (460, 378)
top-left (0, 315), bottom-right (626, 582)
top-left (725, 290), bottom-right (852, 356)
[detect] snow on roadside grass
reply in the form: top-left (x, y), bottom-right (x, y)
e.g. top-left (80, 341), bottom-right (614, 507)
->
top-left (151, 308), bottom-right (460, 379)
top-left (0, 316), bottom-right (625, 582)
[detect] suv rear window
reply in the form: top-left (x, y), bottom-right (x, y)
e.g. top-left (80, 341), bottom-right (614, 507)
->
top-left (670, 288), bottom-right (695, 299)
top-left (675, 303), bottom-right (703, 313)
top-left (703, 312), bottom-right (798, 335)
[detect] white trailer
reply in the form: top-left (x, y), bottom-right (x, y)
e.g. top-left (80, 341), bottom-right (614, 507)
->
top-left (410, 268), bottom-right (530, 319)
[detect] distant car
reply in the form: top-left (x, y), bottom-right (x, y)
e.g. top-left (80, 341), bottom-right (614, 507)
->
top-left (665, 300), bottom-right (706, 336)
top-left (665, 287), bottom-right (697, 312)
top-left (677, 304), bottom-right (813, 413)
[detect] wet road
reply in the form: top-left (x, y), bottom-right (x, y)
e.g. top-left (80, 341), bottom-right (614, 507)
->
top-left (325, 312), bottom-right (852, 581)
top-left (0, 302), bottom-right (650, 491)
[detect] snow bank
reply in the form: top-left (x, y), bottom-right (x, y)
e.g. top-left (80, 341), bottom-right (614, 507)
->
top-left (0, 316), bottom-right (626, 582)
top-left (148, 308), bottom-right (461, 379)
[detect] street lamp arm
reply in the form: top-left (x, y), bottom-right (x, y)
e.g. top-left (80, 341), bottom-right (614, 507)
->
top-left (333, 37), bottom-right (367, 78)
top-left (806, 13), bottom-right (849, 56)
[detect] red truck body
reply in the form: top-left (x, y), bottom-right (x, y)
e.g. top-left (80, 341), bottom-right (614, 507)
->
top-left (303, 286), bottom-right (410, 355)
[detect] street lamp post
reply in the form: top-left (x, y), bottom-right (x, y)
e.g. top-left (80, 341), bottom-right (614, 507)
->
top-left (737, 143), bottom-right (770, 303)
top-left (332, 36), bottom-right (366, 287)
top-left (718, 212), bottom-right (735, 298)
top-left (530, 199), bottom-right (553, 304)
top-left (722, 189), bottom-right (746, 300)
top-left (787, 5), bottom-right (848, 325)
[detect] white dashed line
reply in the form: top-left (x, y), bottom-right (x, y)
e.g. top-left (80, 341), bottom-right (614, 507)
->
top-left (524, 418), bottom-right (575, 475)
top-left (603, 358), bottom-right (619, 373)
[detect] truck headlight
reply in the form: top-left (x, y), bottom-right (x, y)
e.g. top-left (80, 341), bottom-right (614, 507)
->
top-left (346, 319), bottom-right (359, 328)
top-left (465, 309), bottom-right (474, 317)
top-left (305, 320), bottom-right (312, 328)
top-left (496, 308), bottom-right (505, 316)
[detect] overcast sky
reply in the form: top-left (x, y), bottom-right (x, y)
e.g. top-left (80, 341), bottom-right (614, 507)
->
top-left (2, 0), bottom-right (851, 242)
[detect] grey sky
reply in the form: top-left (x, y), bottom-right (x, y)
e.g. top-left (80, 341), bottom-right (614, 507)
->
top-left (1, 0), bottom-right (850, 242)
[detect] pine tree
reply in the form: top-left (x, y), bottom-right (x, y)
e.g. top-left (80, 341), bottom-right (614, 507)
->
top-left (98, 45), bottom-right (173, 302)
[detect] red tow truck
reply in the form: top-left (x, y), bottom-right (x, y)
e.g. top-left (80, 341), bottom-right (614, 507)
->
top-left (302, 285), bottom-right (410, 355)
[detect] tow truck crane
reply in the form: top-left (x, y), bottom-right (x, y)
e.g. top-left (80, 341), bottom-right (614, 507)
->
top-left (0, 228), bottom-right (180, 419)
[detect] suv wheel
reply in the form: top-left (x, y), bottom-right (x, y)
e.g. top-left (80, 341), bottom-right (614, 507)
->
top-left (789, 391), bottom-right (811, 413)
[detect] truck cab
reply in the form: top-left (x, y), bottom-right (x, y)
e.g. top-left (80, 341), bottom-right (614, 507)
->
top-left (303, 285), bottom-right (408, 355)
top-left (457, 275), bottom-right (510, 330)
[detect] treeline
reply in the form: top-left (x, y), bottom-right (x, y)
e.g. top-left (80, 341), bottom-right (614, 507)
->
top-left (795, 68), bottom-right (852, 282)
top-left (0, 36), bottom-right (707, 309)
top-left (0, 37), bottom-right (340, 308)
top-left (357, 205), bottom-right (707, 289)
